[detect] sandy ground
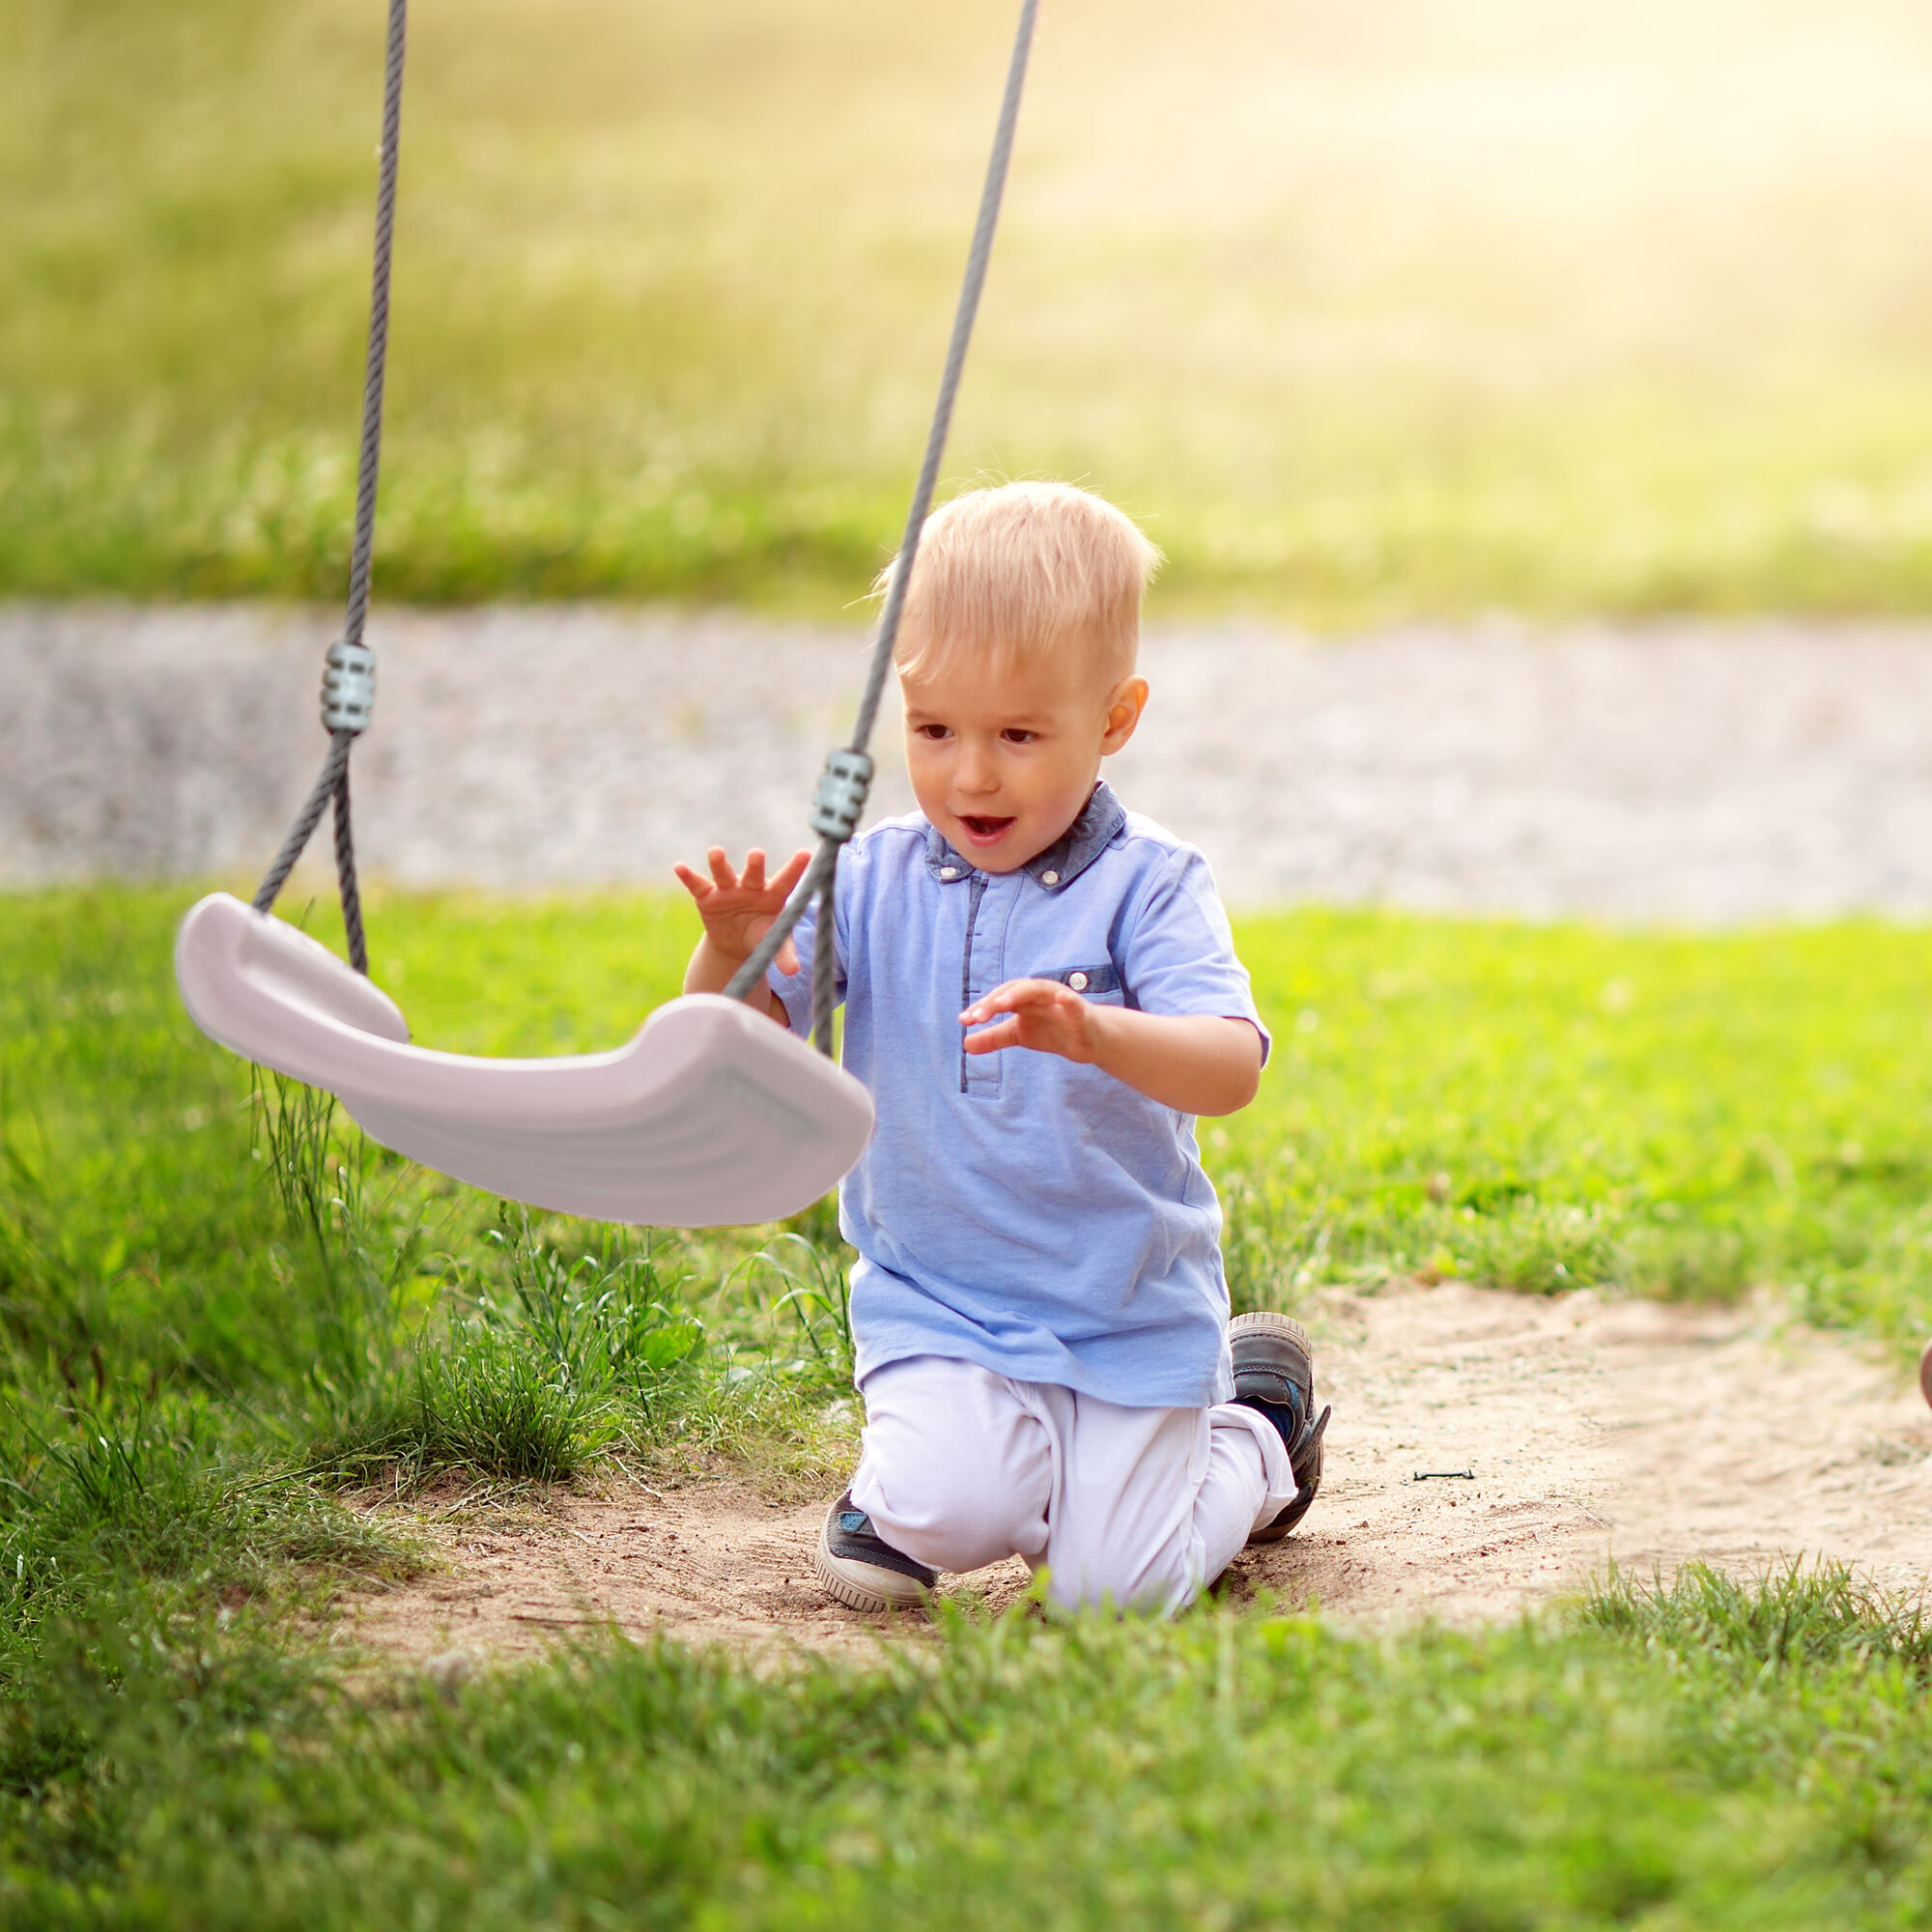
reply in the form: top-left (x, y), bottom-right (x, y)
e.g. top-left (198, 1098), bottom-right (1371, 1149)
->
top-left (339, 1281), bottom-right (1932, 1667)
top-left (16, 604), bottom-right (1932, 920)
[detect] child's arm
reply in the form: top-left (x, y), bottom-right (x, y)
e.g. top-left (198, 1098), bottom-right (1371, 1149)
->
top-left (673, 846), bottom-right (811, 1024)
top-left (960, 980), bottom-right (1264, 1116)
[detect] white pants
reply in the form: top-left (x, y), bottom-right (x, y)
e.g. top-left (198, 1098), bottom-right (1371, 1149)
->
top-left (849, 1354), bottom-right (1298, 1616)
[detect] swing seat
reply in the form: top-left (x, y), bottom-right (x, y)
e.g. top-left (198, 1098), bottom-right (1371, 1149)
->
top-left (174, 893), bottom-right (873, 1227)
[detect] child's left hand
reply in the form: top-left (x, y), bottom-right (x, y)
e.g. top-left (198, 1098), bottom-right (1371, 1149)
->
top-left (962, 980), bottom-right (1265, 1114)
top-left (961, 979), bottom-right (1101, 1063)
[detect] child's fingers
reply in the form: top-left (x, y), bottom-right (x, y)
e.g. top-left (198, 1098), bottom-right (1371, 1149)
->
top-left (671, 863), bottom-right (711, 900)
top-left (959, 979), bottom-right (1067, 1026)
top-left (962, 1016), bottom-right (1022, 1054)
top-left (966, 981), bottom-right (1059, 1028)
top-left (742, 848), bottom-right (768, 892)
top-left (772, 848), bottom-right (811, 897)
top-left (706, 846), bottom-right (739, 890)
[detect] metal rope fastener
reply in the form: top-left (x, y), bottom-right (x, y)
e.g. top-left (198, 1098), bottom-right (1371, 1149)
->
top-left (321, 639), bottom-right (377, 735)
top-left (808, 750), bottom-right (875, 843)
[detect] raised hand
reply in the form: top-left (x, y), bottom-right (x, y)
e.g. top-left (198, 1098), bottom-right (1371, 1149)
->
top-left (673, 846), bottom-right (811, 977)
top-left (960, 978), bottom-right (1101, 1062)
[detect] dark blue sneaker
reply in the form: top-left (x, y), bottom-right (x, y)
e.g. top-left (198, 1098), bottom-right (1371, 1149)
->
top-left (1231, 1311), bottom-right (1330, 1544)
top-left (812, 1490), bottom-right (937, 1611)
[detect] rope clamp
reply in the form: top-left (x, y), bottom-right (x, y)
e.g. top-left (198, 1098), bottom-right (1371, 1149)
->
top-left (809, 749), bottom-right (874, 842)
top-left (321, 639), bottom-right (377, 735)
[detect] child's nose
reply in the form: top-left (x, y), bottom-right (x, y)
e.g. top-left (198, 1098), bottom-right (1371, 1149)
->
top-left (956, 743), bottom-right (1001, 791)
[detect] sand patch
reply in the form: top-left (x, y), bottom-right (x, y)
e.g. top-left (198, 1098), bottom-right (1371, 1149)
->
top-left (1267, 1283), bottom-right (1932, 1626)
top-left (337, 1282), bottom-right (1932, 1665)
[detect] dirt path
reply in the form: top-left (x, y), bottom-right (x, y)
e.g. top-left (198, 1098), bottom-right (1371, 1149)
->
top-left (339, 1283), bottom-right (1932, 1665)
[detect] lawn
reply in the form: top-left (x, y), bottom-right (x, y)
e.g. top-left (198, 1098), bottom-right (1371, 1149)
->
top-left (10, 0), bottom-right (1932, 620)
top-left (7, 885), bottom-right (1932, 1923)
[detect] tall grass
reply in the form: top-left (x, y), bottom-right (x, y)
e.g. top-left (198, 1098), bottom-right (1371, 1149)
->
top-left (0, 886), bottom-right (845, 1702)
top-left (1584, 1557), bottom-right (1932, 1678)
top-left (9, 0), bottom-right (1932, 615)
top-left (399, 1213), bottom-right (705, 1482)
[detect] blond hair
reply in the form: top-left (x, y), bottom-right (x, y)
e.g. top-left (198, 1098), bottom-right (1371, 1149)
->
top-left (881, 481), bottom-right (1161, 685)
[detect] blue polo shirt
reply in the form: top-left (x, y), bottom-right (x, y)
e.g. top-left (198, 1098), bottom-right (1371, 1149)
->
top-left (769, 782), bottom-right (1269, 1409)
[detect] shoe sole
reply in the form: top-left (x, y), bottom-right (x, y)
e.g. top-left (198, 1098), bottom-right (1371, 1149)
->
top-left (1231, 1310), bottom-right (1321, 1543)
top-left (1229, 1308), bottom-right (1314, 1363)
top-left (811, 1516), bottom-right (933, 1614)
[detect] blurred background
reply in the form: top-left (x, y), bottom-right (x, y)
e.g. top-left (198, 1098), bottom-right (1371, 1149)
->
top-left (11, 0), bottom-right (1932, 909)
top-left (7, 0), bottom-right (1932, 621)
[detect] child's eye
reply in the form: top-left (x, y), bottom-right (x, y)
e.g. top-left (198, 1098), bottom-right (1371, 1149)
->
top-left (916, 724), bottom-right (952, 741)
top-left (1001, 728), bottom-right (1037, 745)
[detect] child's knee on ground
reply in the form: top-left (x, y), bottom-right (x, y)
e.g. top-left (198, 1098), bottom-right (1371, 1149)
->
top-left (851, 1355), bottom-right (1054, 1576)
top-left (852, 1356), bottom-right (1293, 1615)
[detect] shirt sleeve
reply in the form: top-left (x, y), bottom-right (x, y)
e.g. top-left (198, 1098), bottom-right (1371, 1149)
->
top-left (766, 872), bottom-right (848, 1039)
top-left (1120, 846), bottom-right (1272, 1066)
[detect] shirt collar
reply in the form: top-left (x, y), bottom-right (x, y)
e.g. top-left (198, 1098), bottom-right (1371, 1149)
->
top-left (923, 782), bottom-right (1128, 892)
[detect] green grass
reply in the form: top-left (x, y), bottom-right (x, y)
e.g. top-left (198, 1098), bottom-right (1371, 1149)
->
top-left (9, 882), bottom-right (1932, 1923)
top-left (0, 886), bottom-right (856, 1686)
top-left (1218, 912), bottom-right (1932, 1343)
top-left (13, 1563), bottom-right (1932, 1925)
top-left (11, 0), bottom-right (1932, 619)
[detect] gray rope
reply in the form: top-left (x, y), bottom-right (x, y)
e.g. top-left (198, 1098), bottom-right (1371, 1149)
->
top-left (848, 0), bottom-right (1039, 759)
top-left (250, 0), bottom-right (406, 974)
top-left (724, 0), bottom-right (1039, 1047)
top-left (343, 0), bottom-right (407, 659)
top-left (331, 759), bottom-right (369, 975)
top-left (252, 731), bottom-right (352, 916)
top-left (810, 873), bottom-right (838, 1055)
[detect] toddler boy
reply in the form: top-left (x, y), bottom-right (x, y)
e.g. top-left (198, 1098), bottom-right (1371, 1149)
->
top-left (676, 481), bottom-right (1328, 1615)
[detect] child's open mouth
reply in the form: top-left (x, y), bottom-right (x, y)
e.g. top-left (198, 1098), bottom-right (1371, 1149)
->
top-left (958, 814), bottom-right (1016, 846)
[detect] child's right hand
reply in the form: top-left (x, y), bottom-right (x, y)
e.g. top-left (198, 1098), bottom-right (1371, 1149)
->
top-left (673, 846), bottom-right (810, 976)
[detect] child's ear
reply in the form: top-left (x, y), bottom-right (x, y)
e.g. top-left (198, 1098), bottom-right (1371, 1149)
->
top-left (1100, 676), bottom-right (1150, 754)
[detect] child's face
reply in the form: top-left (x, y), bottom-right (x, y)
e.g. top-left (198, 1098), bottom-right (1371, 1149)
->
top-left (897, 636), bottom-right (1149, 872)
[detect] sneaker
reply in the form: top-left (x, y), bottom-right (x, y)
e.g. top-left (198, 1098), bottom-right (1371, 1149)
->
top-left (811, 1490), bottom-right (937, 1612)
top-left (1230, 1310), bottom-right (1331, 1544)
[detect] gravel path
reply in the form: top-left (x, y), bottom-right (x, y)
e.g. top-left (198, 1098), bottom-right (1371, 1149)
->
top-left (13, 602), bottom-right (1932, 918)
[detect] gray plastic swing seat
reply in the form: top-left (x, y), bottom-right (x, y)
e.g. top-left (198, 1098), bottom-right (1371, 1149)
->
top-left (175, 892), bottom-right (873, 1227)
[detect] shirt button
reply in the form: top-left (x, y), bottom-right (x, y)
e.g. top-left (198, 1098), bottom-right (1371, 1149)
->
top-left (1068, 971), bottom-right (1090, 991)
top-left (1041, 869), bottom-right (1060, 886)
top-left (939, 866), bottom-right (960, 881)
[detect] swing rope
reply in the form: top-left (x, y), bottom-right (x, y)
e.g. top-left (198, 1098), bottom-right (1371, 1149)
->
top-left (250, 0), bottom-right (1036, 1051)
top-left (252, 0), bottom-right (408, 974)
top-left (724, 0), bottom-right (1040, 1054)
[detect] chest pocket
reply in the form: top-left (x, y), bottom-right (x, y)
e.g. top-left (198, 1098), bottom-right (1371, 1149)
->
top-left (1048, 960), bottom-right (1125, 1005)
